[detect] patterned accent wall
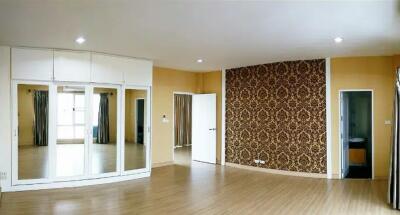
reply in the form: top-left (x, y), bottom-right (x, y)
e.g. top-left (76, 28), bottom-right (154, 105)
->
top-left (225, 59), bottom-right (326, 173)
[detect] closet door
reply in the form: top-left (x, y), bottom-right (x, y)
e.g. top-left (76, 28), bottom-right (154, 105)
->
top-left (122, 87), bottom-right (151, 174)
top-left (89, 85), bottom-right (120, 177)
top-left (55, 84), bottom-right (90, 180)
top-left (54, 50), bottom-right (91, 82)
top-left (11, 48), bottom-right (53, 81)
top-left (12, 81), bottom-right (52, 185)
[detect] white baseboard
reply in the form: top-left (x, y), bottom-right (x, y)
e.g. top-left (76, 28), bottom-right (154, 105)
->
top-left (331, 174), bottom-right (341, 179)
top-left (152, 161), bottom-right (174, 168)
top-left (4, 172), bottom-right (150, 192)
top-left (226, 162), bottom-right (328, 179)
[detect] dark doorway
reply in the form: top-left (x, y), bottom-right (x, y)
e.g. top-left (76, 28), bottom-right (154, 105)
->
top-left (136, 99), bottom-right (144, 144)
top-left (340, 91), bottom-right (372, 179)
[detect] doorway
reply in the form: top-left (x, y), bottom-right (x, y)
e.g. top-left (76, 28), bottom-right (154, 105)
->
top-left (340, 90), bottom-right (373, 179)
top-left (173, 93), bottom-right (193, 165)
top-left (136, 98), bottom-right (144, 144)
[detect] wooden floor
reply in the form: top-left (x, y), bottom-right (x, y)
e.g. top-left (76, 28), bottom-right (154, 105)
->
top-left (1, 149), bottom-right (396, 214)
top-left (18, 142), bottom-right (146, 179)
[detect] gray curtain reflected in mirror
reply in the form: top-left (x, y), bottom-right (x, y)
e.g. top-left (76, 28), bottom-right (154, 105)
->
top-left (125, 89), bottom-right (147, 171)
top-left (91, 88), bottom-right (117, 174)
top-left (18, 84), bottom-right (49, 180)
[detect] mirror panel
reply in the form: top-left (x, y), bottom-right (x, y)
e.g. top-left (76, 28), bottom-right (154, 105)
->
top-left (124, 89), bottom-right (147, 171)
top-left (18, 84), bottom-right (49, 180)
top-left (56, 86), bottom-right (86, 177)
top-left (91, 87), bottom-right (118, 174)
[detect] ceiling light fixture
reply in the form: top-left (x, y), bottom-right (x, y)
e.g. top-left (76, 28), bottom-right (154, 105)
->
top-left (334, 37), bottom-right (343, 44)
top-left (196, 59), bottom-right (203, 63)
top-left (75, 36), bottom-right (86, 44)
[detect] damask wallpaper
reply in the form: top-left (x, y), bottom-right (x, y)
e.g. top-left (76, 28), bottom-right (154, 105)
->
top-left (225, 59), bottom-right (326, 173)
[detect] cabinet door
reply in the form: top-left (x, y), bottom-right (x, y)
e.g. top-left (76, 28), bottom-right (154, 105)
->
top-left (54, 50), bottom-right (91, 82)
top-left (12, 48), bottom-right (53, 81)
top-left (124, 59), bottom-right (152, 86)
top-left (91, 53), bottom-right (124, 84)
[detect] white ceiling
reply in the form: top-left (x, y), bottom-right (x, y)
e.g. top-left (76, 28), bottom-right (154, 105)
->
top-left (0, 0), bottom-right (399, 71)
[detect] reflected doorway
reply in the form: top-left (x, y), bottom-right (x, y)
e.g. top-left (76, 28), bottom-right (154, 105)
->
top-left (124, 89), bottom-right (147, 171)
top-left (173, 93), bottom-right (192, 165)
top-left (136, 98), bottom-right (144, 144)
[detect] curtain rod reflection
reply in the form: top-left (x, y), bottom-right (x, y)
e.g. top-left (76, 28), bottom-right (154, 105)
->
top-left (27, 89), bottom-right (114, 96)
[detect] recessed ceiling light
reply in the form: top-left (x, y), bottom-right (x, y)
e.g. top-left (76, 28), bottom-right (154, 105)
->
top-left (334, 37), bottom-right (343, 44)
top-left (196, 59), bottom-right (203, 63)
top-left (75, 36), bottom-right (86, 44)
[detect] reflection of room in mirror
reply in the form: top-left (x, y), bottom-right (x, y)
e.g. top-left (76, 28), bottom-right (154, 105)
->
top-left (125, 89), bottom-right (147, 170)
top-left (18, 84), bottom-right (49, 180)
top-left (91, 87), bottom-right (118, 174)
top-left (56, 86), bottom-right (86, 177)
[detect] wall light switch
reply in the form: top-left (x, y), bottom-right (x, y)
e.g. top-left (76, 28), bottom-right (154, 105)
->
top-left (385, 120), bottom-right (392, 125)
top-left (162, 115), bottom-right (169, 123)
top-left (254, 159), bottom-right (260, 164)
top-left (259, 160), bottom-right (266, 164)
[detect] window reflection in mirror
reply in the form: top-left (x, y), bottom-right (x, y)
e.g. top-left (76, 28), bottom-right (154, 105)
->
top-left (18, 84), bottom-right (49, 180)
top-left (56, 86), bottom-right (86, 177)
top-left (125, 89), bottom-right (147, 171)
top-left (91, 87), bottom-right (117, 174)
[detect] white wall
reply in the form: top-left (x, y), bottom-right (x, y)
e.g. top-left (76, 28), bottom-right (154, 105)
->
top-left (0, 46), bottom-right (12, 189)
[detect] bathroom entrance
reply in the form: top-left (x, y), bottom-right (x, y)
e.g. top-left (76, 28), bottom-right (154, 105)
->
top-left (340, 90), bottom-right (372, 179)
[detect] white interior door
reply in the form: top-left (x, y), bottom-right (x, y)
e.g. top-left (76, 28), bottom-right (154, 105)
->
top-left (341, 92), bottom-right (350, 178)
top-left (192, 94), bottom-right (216, 164)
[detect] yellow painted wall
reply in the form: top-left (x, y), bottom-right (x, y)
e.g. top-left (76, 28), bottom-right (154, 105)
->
top-left (394, 55), bottom-right (400, 72)
top-left (199, 71), bottom-right (222, 163)
top-left (152, 67), bottom-right (202, 164)
top-left (331, 56), bottom-right (396, 178)
top-left (151, 67), bottom-right (223, 165)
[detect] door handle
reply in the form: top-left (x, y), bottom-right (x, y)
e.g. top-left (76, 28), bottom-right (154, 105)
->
top-left (209, 128), bottom-right (216, 131)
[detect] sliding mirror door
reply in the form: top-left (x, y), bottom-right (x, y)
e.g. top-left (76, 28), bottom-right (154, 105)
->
top-left (16, 83), bottom-right (50, 181)
top-left (124, 88), bottom-right (150, 172)
top-left (90, 87), bottom-right (119, 175)
top-left (56, 85), bottom-right (88, 178)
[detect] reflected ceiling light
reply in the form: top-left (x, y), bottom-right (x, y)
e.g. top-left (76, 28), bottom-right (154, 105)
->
top-left (334, 37), bottom-right (343, 44)
top-left (75, 36), bottom-right (86, 44)
top-left (196, 59), bottom-right (203, 63)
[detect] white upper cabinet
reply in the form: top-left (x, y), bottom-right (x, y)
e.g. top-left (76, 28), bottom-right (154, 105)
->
top-left (91, 53), bottom-right (125, 84)
top-left (124, 58), bottom-right (152, 86)
top-left (11, 48), bottom-right (53, 81)
top-left (92, 53), bottom-right (152, 85)
top-left (12, 47), bottom-right (152, 85)
top-left (54, 50), bottom-right (91, 82)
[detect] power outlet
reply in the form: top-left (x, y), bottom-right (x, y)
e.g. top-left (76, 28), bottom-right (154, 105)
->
top-left (0, 172), bottom-right (7, 180)
top-left (254, 159), bottom-right (260, 164)
top-left (259, 160), bottom-right (266, 164)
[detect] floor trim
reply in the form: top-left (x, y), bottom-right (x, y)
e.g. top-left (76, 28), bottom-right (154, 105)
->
top-left (152, 161), bottom-right (174, 168)
top-left (4, 171), bottom-right (151, 192)
top-left (226, 162), bottom-right (328, 179)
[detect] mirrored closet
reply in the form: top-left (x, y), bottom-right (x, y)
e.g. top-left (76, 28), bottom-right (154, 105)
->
top-left (14, 83), bottom-right (151, 184)
top-left (124, 88), bottom-right (149, 171)
top-left (56, 85), bottom-right (87, 177)
top-left (91, 87), bottom-right (118, 175)
top-left (11, 47), bottom-right (152, 189)
top-left (17, 84), bottom-right (49, 180)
